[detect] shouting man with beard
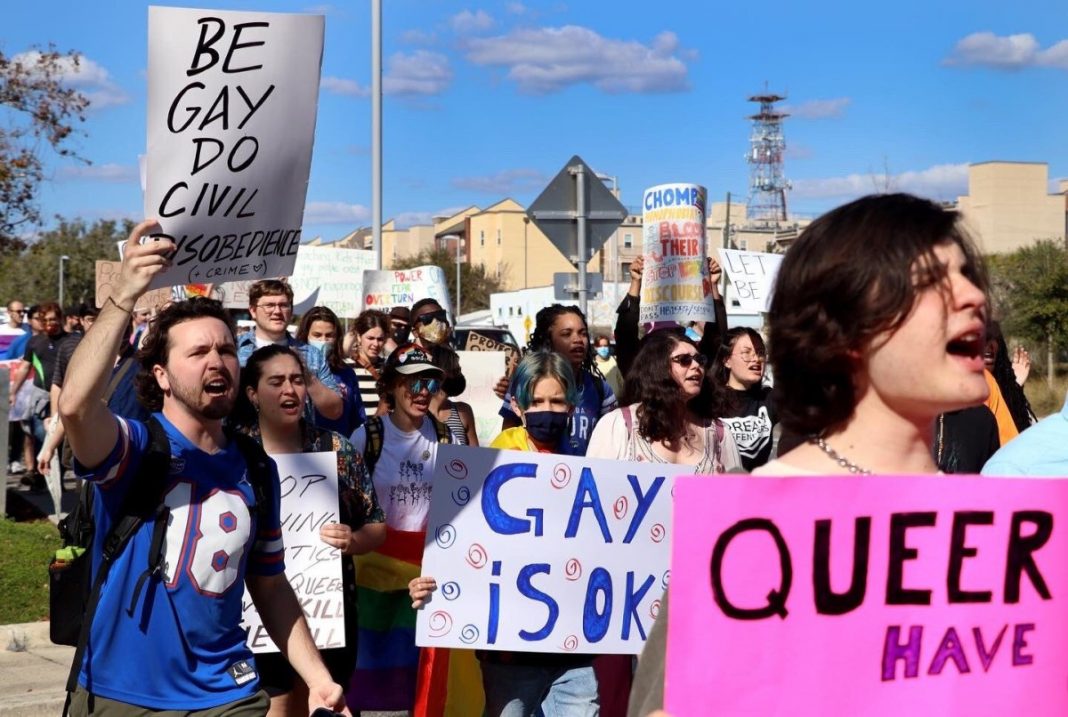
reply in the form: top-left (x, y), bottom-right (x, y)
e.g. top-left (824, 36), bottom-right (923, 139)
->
top-left (58, 220), bottom-right (349, 716)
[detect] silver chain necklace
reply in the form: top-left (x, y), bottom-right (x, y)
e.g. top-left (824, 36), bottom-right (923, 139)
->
top-left (809, 435), bottom-right (872, 475)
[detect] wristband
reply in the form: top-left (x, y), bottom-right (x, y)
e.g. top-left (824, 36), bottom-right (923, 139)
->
top-left (107, 296), bottom-right (134, 314)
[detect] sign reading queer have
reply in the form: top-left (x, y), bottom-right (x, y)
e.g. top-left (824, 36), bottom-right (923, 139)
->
top-left (418, 445), bottom-right (692, 654)
top-left (363, 266), bottom-right (453, 324)
top-left (641, 183), bottom-right (715, 324)
top-left (665, 475), bottom-right (1068, 715)
top-left (145, 7), bottom-right (324, 289)
top-left (242, 451), bottom-right (343, 653)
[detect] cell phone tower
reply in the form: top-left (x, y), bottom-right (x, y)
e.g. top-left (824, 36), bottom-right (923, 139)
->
top-left (746, 92), bottom-right (791, 224)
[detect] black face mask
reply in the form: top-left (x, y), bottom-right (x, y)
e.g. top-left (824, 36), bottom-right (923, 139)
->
top-left (392, 325), bottom-right (410, 344)
top-left (525, 410), bottom-right (570, 445)
top-left (442, 375), bottom-right (466, 398)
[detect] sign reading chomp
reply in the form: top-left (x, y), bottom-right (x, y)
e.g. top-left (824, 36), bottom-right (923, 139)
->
top-left (145, 7), bottom-right (324, 290)
top-left (665, 475), bottom-right (1068, 716)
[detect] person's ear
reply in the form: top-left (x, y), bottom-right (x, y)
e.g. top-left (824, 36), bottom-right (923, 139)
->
top-left (510, 397), bottom-right (524, 422)
top-left (153, 364), bottom-right (170, 394)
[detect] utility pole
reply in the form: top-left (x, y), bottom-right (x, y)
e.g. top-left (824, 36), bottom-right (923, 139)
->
top-left (371, 0), bottom-right (383, 270)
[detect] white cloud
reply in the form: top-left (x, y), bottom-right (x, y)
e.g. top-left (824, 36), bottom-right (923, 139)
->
top-left (791, 163), bottom-right (969, 201)
top-left (12, 51), bottom-right (130, 109)
top-left (304, 201), bottom-right (371, 224)
top-left (401, 28), bottom-right (437, 45)
top-left (506, 2), bottom-right (528, 14)
top-left (450, 9), bottom-right (495, 34)
top-left (464, 25), bottom-right (692, 94)
top-left (57, 163), bottom-right (138, 183)
top-left (451, 168), bottom-right (548, 194)
top-left (322, 51), bottom-right (452, 98)
top-left (944, 32), bottom-right (1068, 70)
top-left (392, 211), bottom-right (435, 228)
top-left (786, 97), bottom-right (851, 119)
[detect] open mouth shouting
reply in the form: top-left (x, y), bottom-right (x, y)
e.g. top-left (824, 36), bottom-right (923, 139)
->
top-left (204, 376), bottom-right (231, 398)
top-left (946, 326), bottom-right (985, 372)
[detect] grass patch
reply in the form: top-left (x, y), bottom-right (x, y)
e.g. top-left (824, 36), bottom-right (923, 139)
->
top-left (0, 517), bottom-right (60, 624)
top-left (1024, 373), bottom-right (1068, 420)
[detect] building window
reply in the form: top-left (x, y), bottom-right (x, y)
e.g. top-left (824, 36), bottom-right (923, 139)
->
top-left (621, 262), bottom-right (632, 278)
top-left (624, 232), bottom-right (633, 248)
top-left (497, 229), bottom-right (501, 245)
top-left (480, 230), bottom-right (485, 247)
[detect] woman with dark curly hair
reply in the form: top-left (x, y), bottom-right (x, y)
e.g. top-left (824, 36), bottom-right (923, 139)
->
top-left (715, 327), bottom-right (777, 471)
top-left (586, 330), bottom-right (740, 472)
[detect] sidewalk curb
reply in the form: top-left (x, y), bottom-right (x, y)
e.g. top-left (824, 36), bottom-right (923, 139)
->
top-left (0, 621), bottom-right (73, 717)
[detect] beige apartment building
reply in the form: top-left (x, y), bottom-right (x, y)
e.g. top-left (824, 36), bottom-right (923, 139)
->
top-left (956, 162), bottom-right (1067, 254)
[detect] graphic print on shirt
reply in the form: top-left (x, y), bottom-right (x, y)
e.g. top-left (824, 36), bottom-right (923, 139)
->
top-left (722, 406), bottom-right (773, 460)
top-left (388, 458), bottom-right (433, 510)
top-left (162, 480), bottom-right (254, 596)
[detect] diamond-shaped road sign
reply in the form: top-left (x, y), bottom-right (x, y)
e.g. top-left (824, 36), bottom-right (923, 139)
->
top-left (526, 155), bottom-right (628, 262)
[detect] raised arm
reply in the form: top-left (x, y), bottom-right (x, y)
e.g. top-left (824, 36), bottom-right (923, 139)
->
top-left (58, 220), bottom-right (167, 468)
top-left (614, 255), bottom-right (644, 378)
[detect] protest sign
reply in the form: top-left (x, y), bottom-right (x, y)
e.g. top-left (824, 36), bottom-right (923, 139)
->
top-left (456, 351), bottom-right (508, 447)
top-left (640, 184), bottom-right (715, 324)
top-left (363, 266), bottom-right (453, 324)
top-left (418, 445), bottom-right (691, 654)
top-left (242, 451), bottom-right (343, 653)
top-left (665, 475), bottom-right (1068, 715)
top-left (95, 261), bottom-right (172, 313)
top-left (0, 328), bottom-right (24, 358)
top-left (717, 248), bottom-right (783, 313)
top-left (464, 331), bottom-right (519, 363)
top-left (144, 7), bottom-right (324, 289)
top-left (289, 246), bottom-right (376, 318)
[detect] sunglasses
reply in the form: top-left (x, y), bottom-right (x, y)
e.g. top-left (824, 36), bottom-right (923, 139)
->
top-left (670, 353), bottom-right (708, 368)
top-left (408, 377), bottom-right (440, 394)
top-left (414, 310), bottom-right (448, 326)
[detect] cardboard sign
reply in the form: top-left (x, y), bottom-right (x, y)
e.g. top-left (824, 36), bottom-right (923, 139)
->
top-left (640, 183), bottom-right (715, 324)
top-left (242, 451), bottom-right (343, 653)
top-left (717, 248), bottom-right (783, 313)
top-left (290, 245), bottom-right (376, 318)
top-left (665, 474), bottom-right (1068, 715)
top-left (418, 445), bottom-right (692, 654)
top-left (144, 7), bottom-right (324, 289)
top-left (455, 351), bottom-right (509, 447)
top-left (363, 266), bottom-right (453, 324)
top-left (95, 261), bottom-right (172, 312)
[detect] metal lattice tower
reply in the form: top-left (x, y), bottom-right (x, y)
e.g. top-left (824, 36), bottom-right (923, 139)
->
top-left (746, 93), bottom-right (791, 224)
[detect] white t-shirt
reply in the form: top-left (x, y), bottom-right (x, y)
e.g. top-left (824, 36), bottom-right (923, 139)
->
top-left (350, 415), bottom-right (448, 531)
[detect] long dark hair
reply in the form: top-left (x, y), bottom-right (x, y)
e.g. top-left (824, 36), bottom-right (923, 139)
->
top-left (232, 344), bottom-right (306, 428)
top-left (988, 321), bottom-right (1036, 431)
top-left (623, 331), bottom-right (728, 444)
top-left (528, 304), bottom-right (604, 385)
top-left (715, 327), bottom-right (766, 385)
top-left (297, 306), bottom-right (345, 372)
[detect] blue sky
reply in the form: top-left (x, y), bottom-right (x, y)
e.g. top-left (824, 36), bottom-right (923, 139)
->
top-left (5, 0), bottom-right (1066, 242)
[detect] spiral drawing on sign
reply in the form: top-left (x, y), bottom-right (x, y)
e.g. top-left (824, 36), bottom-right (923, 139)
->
top-left (460, 624), bottom-right (480, 644)
top-left (428, 611), bottom-right (453, 637)
top-left (650, 523), bottom-right (666, 543)
top-left (613, 496), bottom-right (628, 520)
top-left (550, 464), bottom-right (571, 489)
top-left (561, 635), bottom-right (579, 651)
top-left (650, 600), bottom-right (661, 619)
top-left (451, 486), bottom-right (471, 506)
top-left (440, 581), bottom-right (461, 601)
top-left (662, 570), bottom-right (671, 589)
top-left (435, 524), bottom-right (456, 549)
top-left (564, 558), bottom-right (582, 581)
top-left (445, 459), bottom-right (469, 480)
top-left (466, 543), bottom-right (488, 569)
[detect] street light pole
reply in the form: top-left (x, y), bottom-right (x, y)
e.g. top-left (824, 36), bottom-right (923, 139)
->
top-left (371, 0), bottom-right (383, 270)
top-left (522, 217), bottom-right (529, 289)
top-left (59, 255), bottom-right (70, 307)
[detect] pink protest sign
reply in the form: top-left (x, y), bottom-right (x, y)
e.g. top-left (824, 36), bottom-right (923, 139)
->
top-left (665, 475), bottom-right (1068, 715)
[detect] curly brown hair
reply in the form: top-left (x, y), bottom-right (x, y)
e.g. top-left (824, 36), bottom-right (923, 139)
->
top-left (769, 193), bottom-right (988, 436)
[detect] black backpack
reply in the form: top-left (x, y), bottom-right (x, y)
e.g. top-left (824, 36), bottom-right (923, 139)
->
top-left (50, 417), bottom-right (274, 705)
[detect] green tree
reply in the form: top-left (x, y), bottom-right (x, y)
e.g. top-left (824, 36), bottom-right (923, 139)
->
top-left (987, 239), bottom-right (1068, 383)
top-left (0, 217), bottom-right (133, 306)
top-left (393, 246), bottom-right (507, 315)
top-left (1, 46), bottom-right (90, 249)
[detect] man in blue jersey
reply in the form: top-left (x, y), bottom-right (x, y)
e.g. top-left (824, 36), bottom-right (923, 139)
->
top-left (58, 220), bottom-right (349, 716)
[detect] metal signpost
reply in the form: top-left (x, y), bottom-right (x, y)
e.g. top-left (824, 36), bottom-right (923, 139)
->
top-left (527, 155), bottom-right (627, 316)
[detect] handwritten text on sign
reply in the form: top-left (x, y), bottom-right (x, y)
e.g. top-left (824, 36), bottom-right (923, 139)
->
top-left (290, 246), bottom-right (377, 318)
top-left (641, 183), bottom-right (715, 324)
top-left (665, 475), bottom-right (1068, 716)
top-left (418, 445), bottom-right (694, 654)
top-left (145, 7), bottom-right (324, 289)
top-left (363, 266), bottom-right (453, 324)
top-left (242, 451), bottom-right (343, 653)
top-left (716, 248), bottom-right (783, 314)
top-left (95, 261), bottom-right (172, 312)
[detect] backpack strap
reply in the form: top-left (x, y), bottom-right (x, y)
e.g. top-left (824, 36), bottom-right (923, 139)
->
top-left (229, 430), bottom-right (273, 523)
top-left (102, 354), bottom-right (138, 406)
top-left (429, 415), bottom-right (453, 444)
top-left (363, 416), bottom-right (384, 477)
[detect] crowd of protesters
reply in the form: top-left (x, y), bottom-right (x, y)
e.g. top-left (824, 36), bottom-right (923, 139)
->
top-left (1, 191), bottom-right (1050, 716)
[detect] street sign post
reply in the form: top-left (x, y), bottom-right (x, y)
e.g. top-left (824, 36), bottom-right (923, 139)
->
top-left (554, 271), bottom-right (603, 302)
top-left (527, 155), bottom-right (627, 315)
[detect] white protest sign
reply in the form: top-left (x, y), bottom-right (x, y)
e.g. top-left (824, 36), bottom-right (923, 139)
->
top-left (640, 183), bottom-right (715, 324)
top-left (242, 451), bottom-right (343, 653)
top-left (717, 249), bottom-right (784, 313)
top-left (145, 7), bottom-right (324, 289)
top-left (456, 351), bottom-right (509, 447)
top-left (290, 246), bottom-right (377, 318)
top-left (363, 266), bottom-right (454, 324)
top-left (418, 445), bottom-right (692, 654)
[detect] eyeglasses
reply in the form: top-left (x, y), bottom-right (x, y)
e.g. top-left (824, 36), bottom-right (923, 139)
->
top-left (670, 353), bottom-right (708, 368)
top-left (408, 377), bottom-right (440, 394)
top-left (414, 310), bottom-right (448, 326)
top-left (257, 301), bottom-right (292, 313)
top-left (733, 349), bottom-right (766, 361)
